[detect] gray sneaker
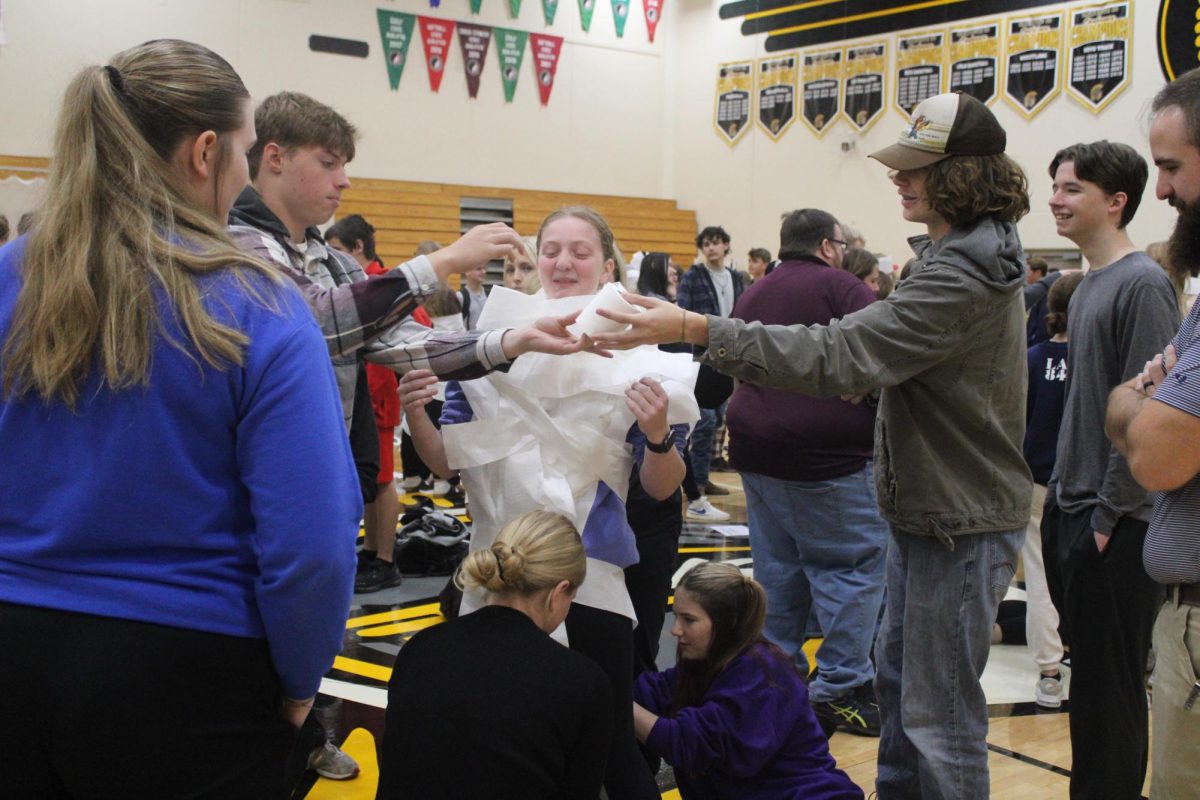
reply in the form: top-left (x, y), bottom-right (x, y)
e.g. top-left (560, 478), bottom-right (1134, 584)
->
top-left (307, 742), bottom-right (360, 780)
top-left (1035, 673), bottom-right (1063, 708)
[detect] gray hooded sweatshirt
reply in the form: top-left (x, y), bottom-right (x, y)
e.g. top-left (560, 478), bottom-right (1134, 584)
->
top-left (701, 216), bottom-right (1033, 541)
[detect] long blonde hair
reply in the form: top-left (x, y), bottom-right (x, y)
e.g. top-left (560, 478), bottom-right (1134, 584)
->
top-left (457, 511), bottom-right (586, 597)
top-left (2, 39), bottom-right (277, 409)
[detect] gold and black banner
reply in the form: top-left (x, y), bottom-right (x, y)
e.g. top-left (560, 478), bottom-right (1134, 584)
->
top-left (801, 49), bottom-right (841, 136)
top-left (949, 20), bottom-right (1001, 105)
top-left (714, 60), bottom-right (754, 145)
top-left (1159, 0), bottom-right (1200, 81)
top-left (842, 41), bottom-right (886, 133)
top-left (1004, 12), bottom-right (1064, 118)
top-left (895, 31), bottom-right (945, 117)
top-left (757, 55), bottom-right (798, 140)
top-left (1067, 0), bottom-right (1132, 113)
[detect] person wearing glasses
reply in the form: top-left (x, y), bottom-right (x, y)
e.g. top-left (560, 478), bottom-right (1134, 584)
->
top-left (724, 209), bottom-right (888, 738)
top-left (588, 92), bottom-right (1033, 800)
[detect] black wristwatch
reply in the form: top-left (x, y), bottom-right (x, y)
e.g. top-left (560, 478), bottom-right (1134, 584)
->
top-left (645, 429), bottom-right (677, 454)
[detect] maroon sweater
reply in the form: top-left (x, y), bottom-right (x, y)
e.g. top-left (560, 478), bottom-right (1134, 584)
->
top-left (727, 256), bottom-right (878, 482)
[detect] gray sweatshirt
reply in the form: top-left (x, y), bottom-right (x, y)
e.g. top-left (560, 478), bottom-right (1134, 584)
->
top-left (1050, 252), bottom-right (1180, 533)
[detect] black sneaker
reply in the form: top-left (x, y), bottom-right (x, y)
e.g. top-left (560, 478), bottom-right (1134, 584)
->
top-left (356, 549), bottom-right (377, 573)
top-left (703, 481), bottom-right (731, 497)
top-left (354, 558), bottom-right (402, 593)
top-left (814, 685), bottom-right (881, 737)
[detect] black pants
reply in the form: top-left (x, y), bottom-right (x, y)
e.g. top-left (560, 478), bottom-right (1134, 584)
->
top-left (0, 602), bottom-right (297, 800)
top-left (624, 523), bottom-right (680, 674)
top-left (1041, 502), bottom-right (1161, 799)
top-left (565, 604), bottom-right (659, 800)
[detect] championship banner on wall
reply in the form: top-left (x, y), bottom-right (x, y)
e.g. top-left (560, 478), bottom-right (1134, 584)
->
top-left (757, 55), bottom-right (797, 140)
top-left (611, 0), bottom-right (631, 36)
top-left (529, 32), bottom-right (564, 105)
top-left (895, 31), bottom-right (945, 117)
top-left (1004, 12), bottom-right (1064, 118)
top-left (377, 9), bottom-right (416, 90)
top-left (469, 0), bottom-right (482, 13)
top-left (714, 60), bottom-right (753, 145)
top-left (643, 0), bottom-right (663, 43)
top-left (543, 0), bottom-right (559, 25)
top-left (1067, 0), bottom-right (1132, 113)
top-left (1159, 0), bottom-right (1200, 80)
top-left (508, 0), bottom-right (522, 17)
top-left (578, 0), bottom-right (596, 31)
top-left (495, 28), bottom-right (528, 102)
top-left (457, 22), bottom-right (492, 98)
top-left (948, 20), bottom-right (1000, 105)
top-left (801, 49), bottom-right (841, 136)
top-left (418, 16), bottom-right (455, 93)
top-left (842, 41), bottom-right (886, 133)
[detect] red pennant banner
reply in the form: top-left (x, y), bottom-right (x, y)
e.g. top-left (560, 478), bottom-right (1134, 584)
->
top-left (418, 16), bottom-right (455, 92)
top-left (529, 33), bottom-right (564, 106)
top-left (457, 23), bottom-right (493, 99)
top-left (643, 0), bottom-right (663, 43)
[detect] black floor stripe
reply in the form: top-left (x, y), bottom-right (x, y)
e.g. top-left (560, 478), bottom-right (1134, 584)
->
top-left (985, 743), bottom-right (1150, 799)
top-left (986, 742), bottom-right (1072, 778)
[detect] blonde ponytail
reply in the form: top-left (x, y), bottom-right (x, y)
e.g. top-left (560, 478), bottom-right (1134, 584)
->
top-left (2, 39), bottom-right (278, 409)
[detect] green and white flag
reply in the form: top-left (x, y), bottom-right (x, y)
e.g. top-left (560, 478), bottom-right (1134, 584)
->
top-left (577, 0), bottom-right (595, 31)
top-left (542, 0), bottom-right (559, 25)
top-left (611, 0), bottom-right (630, 36)
top-left (495, 27), bottom-right (529, 102)
top-left (376, 9), bottom-right (416, 90)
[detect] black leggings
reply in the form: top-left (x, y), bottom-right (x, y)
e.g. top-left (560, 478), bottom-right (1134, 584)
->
top-left (565, 604), bottom-right (660, 800)
top-left (0, 602), bottom-right (297, 799)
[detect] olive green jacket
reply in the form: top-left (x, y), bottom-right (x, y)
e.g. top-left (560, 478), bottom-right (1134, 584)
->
top-left (703, 218), bottom-right (1033, 542)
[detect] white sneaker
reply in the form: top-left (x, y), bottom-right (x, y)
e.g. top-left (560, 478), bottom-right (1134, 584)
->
top-left (686, 496), bottom-right (731, 522)
top-left (1035, 673), bottom-right (1062, 708)
top-left (428, 479), bottom-right (452, 496)
top-left (400, 476), bottom-right (422, 490)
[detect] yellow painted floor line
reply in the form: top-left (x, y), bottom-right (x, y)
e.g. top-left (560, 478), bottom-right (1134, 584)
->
top-left (332, 655), bottom-right (392, 683)
top-left (346, 602), bottom-right (441, 629)
top-left (356, 615), bottom-right (443, 638)
top-left (661, 790), bottom-right (682, 799)
top-left (678, 546), bottom-right (752, 553)
top-left (305, 728), bottom-right (378, 799)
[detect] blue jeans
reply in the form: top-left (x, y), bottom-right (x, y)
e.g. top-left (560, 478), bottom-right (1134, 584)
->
top-left (742, 465), bottom-right (889, 703)
top-left (874, 526), bottom-right (1022, 800)
top-left (689, 407), bottom-right (718, 488)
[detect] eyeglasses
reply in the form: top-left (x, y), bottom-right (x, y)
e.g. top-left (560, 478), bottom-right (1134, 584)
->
top-left (828, 238), bottom-right (848, 249)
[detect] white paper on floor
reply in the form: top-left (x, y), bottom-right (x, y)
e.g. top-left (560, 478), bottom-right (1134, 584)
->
top-left (709, 525), bottom-right (750, 538)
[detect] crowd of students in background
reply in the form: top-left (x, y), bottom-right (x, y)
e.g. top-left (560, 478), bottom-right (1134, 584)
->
top-left (4, 35), bottom-right (1200, 800)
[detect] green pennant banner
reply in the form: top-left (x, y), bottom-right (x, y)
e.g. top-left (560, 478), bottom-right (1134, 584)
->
top-left (577, 0), bottom-right (595, 31)
top-left (376, 9), bottom-right (416, 90)
top-left (610, 0), bottom-right (630, 36)
top-left (495, 27), bottom-right (528, 102)
top-left (469, 0), bottom-right (483, 13)
top-left (508, 0), bottom-right (522, 18)
top-left (542, 0), bottom-right (559, 25)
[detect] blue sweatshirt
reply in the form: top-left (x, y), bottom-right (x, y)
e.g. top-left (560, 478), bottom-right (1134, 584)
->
top-left (1024, 340), bottom-right (1068, 485)
top-left (0, 238), bottom-right (361, 699)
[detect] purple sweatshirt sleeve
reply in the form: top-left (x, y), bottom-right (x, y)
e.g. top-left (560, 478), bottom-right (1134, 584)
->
top-left (634, 666), bottom-right (679, 715)
top-left (643, 652), bottom-right (805, 778)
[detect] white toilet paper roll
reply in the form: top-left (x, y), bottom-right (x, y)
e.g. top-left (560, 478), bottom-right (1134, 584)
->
top-left (566, 283), bottom-right (639, 337)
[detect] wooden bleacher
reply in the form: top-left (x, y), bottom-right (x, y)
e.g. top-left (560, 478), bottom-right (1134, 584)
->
top-left (338, 177), bottom-right (699, 272)
top-left (0, 155), bottom-right (701, 271)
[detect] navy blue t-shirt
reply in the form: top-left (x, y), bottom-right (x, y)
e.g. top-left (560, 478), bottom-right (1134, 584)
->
top-left (1024, 340), bottom-right (1069, 484)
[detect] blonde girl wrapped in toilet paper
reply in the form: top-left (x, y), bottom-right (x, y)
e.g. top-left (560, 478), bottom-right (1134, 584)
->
top-left (399, 206), bottom-right (698, 800)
